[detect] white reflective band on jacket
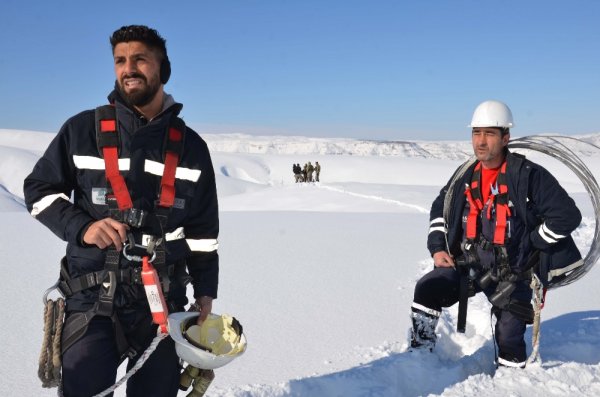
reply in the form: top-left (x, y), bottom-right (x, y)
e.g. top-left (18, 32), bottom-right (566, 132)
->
top-left (73, 155), bottom-right (130, 171)
top-left (73, 155), bottom-right (201, 182)
top-left (538, 222), bottom-right (567, 244)
top-left (165, 227), bottom-right (185, 241)
top-left (144, 160), bottom-right (201, 182)
top-left (429, 217), bottom-right (447, 234)
top-left (31, 193), bottom-right (70, 217)
top-left (549, 258), bottom-right (584, 282)
top-left (147, 228), bottom-right (218, 252)
top-left (186, 238), bottom-right (219, 252)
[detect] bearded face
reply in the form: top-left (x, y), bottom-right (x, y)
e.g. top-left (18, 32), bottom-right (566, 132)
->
top-left (113, 41), bottom-right (162, 108)
top-left (117, 70), bottom-right (161, 107)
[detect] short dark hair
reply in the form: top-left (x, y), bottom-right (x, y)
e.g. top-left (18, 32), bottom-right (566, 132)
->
top-left (472, 127), bottom-right (510, 136)
top-left (110, 25), bottom-right (167, 59)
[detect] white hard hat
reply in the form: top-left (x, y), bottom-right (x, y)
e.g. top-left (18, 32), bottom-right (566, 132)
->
top-left (469, 100), bottom-right (514, 128)
top-left (168, 312), bottom-right (247, 370)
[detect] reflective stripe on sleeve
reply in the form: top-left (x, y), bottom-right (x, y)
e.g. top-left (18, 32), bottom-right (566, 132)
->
top-left (429, 226), bottom-right (447, 234)
top-left (430, 217), bottom-right (444, 225)
top-left (548, 259), bottom-right (583, 282)
top-left (144, 160), bottom-right (201, 182)
top-left (429, 217), bottom-right (446, 234)
top-left (31, 193), bottom-right (70, 217)
top-left (538, 223), bottom-right (566, 244)
top-left (186, 238), bottom-right (219, 252)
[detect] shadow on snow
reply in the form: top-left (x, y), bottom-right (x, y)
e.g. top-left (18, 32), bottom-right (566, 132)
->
top-left (285, 311), bottom-right (600, 397)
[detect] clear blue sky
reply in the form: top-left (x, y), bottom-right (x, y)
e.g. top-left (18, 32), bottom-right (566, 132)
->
top-left (1, 0), bottom-right (599, 140)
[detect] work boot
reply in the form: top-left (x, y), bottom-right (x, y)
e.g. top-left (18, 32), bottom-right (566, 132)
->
top-left (410, 308), bottom-right (439, 351)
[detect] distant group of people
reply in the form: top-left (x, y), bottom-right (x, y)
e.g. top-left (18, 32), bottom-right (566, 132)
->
top-left (293, 161), bottom-right (321, 183)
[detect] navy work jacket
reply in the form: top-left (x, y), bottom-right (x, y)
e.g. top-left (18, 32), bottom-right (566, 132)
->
top-left (427, 151), bottom-right (582, 286)
top-left (24, 90), bottom-right (219, 310)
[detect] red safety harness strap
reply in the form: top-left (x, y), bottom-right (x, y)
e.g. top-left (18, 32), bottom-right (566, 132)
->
top-left (95, 105), bottom-right (184, 213)
top-left (492, 162), bottom-right (511, 244)
top-left (464, 161), bottom-right (510, 244)
top-left (464, 163), bottom-right (483, 240)
top-left (97, 113), bottom-right (134, 211)
top-left (158, 127), bottom-right (183, 208)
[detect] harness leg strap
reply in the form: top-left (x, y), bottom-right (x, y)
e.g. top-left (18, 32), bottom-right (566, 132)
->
top-left (457, 271), bottom-right (469, 333)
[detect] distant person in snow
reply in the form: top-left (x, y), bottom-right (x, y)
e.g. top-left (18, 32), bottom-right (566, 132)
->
top-left (293, 163), bottom-right (303, 182)
top-left (303, 163), bottom-right (308, 183)
top-left (307, 161), bottom-right (315, 182)
top-left (409, 100), bottom-right (581, 368)
top-left (314, 161), bottom-right (321, 182)
top-left (24, 26), bottom-right (220, 396)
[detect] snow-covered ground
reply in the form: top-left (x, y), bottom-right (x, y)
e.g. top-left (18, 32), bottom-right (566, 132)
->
top-left (1, 129), bottom-right (599, 396)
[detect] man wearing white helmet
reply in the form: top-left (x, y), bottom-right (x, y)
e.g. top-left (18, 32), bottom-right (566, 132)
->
top-left (409, 100), bottom-right (582, 368)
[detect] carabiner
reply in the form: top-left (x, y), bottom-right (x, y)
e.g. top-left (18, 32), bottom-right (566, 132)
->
top-left (42, 279), bottom-right (65, 305)
top-left (123, 244), bottom-right (157, 262)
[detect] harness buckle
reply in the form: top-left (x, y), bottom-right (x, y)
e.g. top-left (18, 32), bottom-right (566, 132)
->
top-left (131, 266), bottom-right (142, 284)
top-left (490, 182), bottom-right (499, 196)
top-left (478, 237), bottom-right (492, 251)
top-left (97, 271), bottom-right (117, 316)
top-left (142, 235), bottom-right (163, 254)
top-left (123, 208), bottom-right (147, 228)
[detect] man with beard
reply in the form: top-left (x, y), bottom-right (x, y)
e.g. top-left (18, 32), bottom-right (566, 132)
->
top-left (24, 26), bottom-right (219, 396)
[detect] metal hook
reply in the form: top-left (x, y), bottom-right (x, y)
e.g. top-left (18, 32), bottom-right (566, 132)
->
top-left (123, 244), bottom-right (157, 262)
top-left (42, 279), bottom-right (64, 305)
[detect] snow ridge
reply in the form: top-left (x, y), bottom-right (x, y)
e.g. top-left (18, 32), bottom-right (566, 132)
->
top-left (202, 132), bottom-right (600, 159)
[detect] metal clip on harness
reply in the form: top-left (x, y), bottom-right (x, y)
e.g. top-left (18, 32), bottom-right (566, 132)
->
top-left (122, 233), bottom-right (161, 263)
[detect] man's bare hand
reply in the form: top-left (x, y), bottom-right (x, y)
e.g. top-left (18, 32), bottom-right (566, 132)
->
top-left (433, 251), bottom-right (455, 268)
top-left (195, 296), bottom-right (214, 325)
top-left (83, 218), bottom-right (129, 250)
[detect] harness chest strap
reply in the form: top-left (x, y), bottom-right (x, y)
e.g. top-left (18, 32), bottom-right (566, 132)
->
top-left (159, 126), bottom-right (183, 208)
top-left (464, 163), bottom-right (483, 240)
top-left (95, 105), bottom-right (184, 212)
top-left (94, 104), bottom-right (186, 294)
top-left (493, 162), bottom-right (511, 244)
top-left (97, 115), bottom-right (132, 211)
top-left (98, 105), bottom-right (181, 327)
top-left (464, 161), bottom-right (511, 245)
